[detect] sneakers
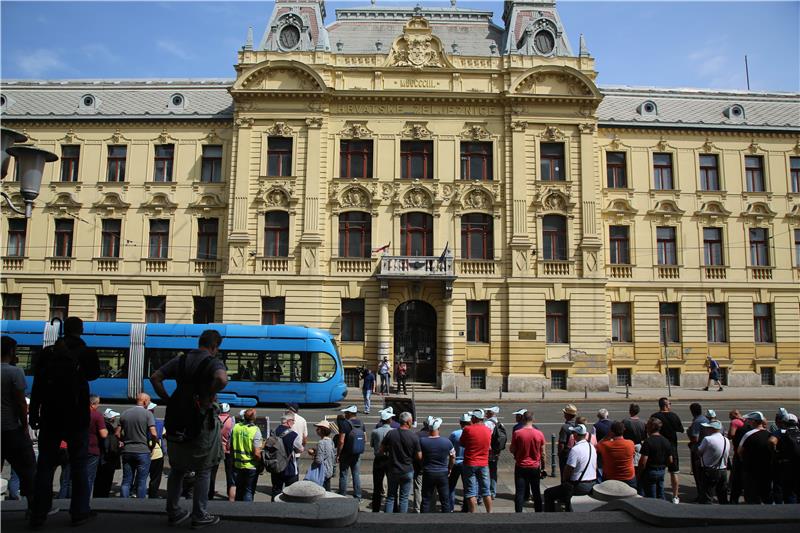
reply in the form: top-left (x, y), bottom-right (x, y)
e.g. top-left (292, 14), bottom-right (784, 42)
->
top-left (718, 387), bottom-right (724, 391)
top-left (702, 387), bottom-right (709, 391)
top-left (168, 510), bottom-right (191, 527)
top-left (191, 515), bottom-right (220, 529)
top-left (672, 496), bottom-right (680, 504)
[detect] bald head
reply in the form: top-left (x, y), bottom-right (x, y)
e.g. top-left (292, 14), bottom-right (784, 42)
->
top-left (136, 392), bottom-right (151, 407)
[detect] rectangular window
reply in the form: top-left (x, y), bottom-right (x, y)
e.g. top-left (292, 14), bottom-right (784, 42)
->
top-left (97, 295), bottom-right (117, 322)
top-left (145, 296), bottom-right (166, 323)
top-left (461, 214), bottom-right (493, 260)
top-left (401, 140), bottom-right (434, 179)
top-left (791, 157), bottom-right (800, 193)
top-left (54, 218), bottom-right (74, 257)
top-left (267, 137), bottom-right (292, 177)
top-left (606, 152), bottom-right (627, 188)
top-left (344, 368), bottom-right (361, 388)
top-left (264, 211), bottom-right (289, 257)
top-left (546, 300), bottom-right (569, 344)
top-left (753, 303), bottom-right (773, 343)
top-left (466, 300), bottom-right (489, 343)
top-left (659, 302), bottom-right (680, 343)
top-left (611, 302), bottom-right (632, 343)
top-left (101, 219), bottom-right (121, 258)
top-left (749, 228), bottom-right (770, 266)
top-left (60, 145), bottom-right (80, 182)
top-left (49, 294), bottom-right (69, 322)
top-left (193, 296), bottom-right (215, 324)
top-left (200, 145), bottom-right (223, 183)
top-left (197, 218), bottom-right (219, 260)
top-left (745, 155), bottom-right (765, 192)
top-left (540, 142), bottom-right (565, 181)
top-left (401, 212), bottom-right (433, 256)
top-left (340, 140), bottom-right (373, 179)
top-left (551, 370), bottom-right (567, 390)
top-left (341, 298), bottom-right (365, 342)
top-left (616, 368), bottom-right (632, 387)
top-left (2, 293), bottom-right (21, 320)
top-left (470, 369), bottom-right (487, 390)
top-left (667, 368), bottom-right (681, 387)
top-left (703, 227), bottom-right (724, 266)
top-left (153, 144), bottom-right (174, 182)
top-left (760, 367), bottom-right (775, 386)
top-left (656, 226), bottom-right (677, 265)
top-left (699, 154), bottom-right (720, 191)
top-left (107, 145), bottom-right (127, 182)
top-left (707, 303), bottom-right (727, 343)
top-left (338, 212), bottom-right (371, 258)
top-left (6, 218), bottom-right (26, 257)
top-left (653, 153), bottom-right (674, 190)
top-left (609, 225), bottom-right (630, 264)
top-left (261, 297), bottom-right (285, 325)
top-left (542, 215), bottom-right (567, 260)
top-left (460, 142), bottom-right (493, 181)
top-left (148, 219), bottom-right (169, 259)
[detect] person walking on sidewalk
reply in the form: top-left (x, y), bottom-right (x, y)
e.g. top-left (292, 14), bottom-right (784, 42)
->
top-left (544, 424), bottom-right (597, 512)
top-left (460, 409), bottom-right (493, 513)
top-left (370, 410), bottom-right (395, 511)
top-left (151, 329), bottom-right (228, 529)
top-left (378, 356), bottom-right (391, 395)
top-left (510, 411), bottom-right (545, 512)
top-left (703, 355), bottom-right (723, 391)
top-left (381, 412), bottom-right (421, 513)
top-left (650, 397), bottom-right (684, 504)
top-left (419, 417), bottom-right (454, 512)
top-left (336, 405), bottom-right (364, 500)
top-left (362, 368), bottom-right (376, 415)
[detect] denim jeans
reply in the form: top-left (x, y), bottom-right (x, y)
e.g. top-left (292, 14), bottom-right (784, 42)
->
top-left (167, 467), bottom-right (212, 520)
top-left (448, 463), bottom-right (465, 512)
top-left (462, 465), bottom-right (490, 499)
top-left (86, 455), bottom-right (100, 498)
top-left (32, 426), bottom-right (91, 522)
top-left (386, 470), bottom-right (414, 513)
top-left (234, 468), bottom-right (258, 501)
top-left (488, 458), bottom-right (498, 498)
top-left (514, 466), bottom-right (542, 512)
top-left (121, 452), bottom-right (151, 498)
top-left (640, 467), bottom-right (666, 500)
top-left (1, 428), bottom-right (35, 504)
top-left (363, 389), bottom-right (372, 413)
top-left (338, 454), bottom-right (362, 498)
top-left (422, 471), bottom-right (451, 512)
top-left (372, 456), bottom-right (389, 512)
top-left (379, 373), bottom-right (389, 394)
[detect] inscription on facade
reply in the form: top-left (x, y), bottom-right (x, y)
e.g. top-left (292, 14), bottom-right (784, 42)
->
top-left (333, 103), bottom-right (499, 116)
top-left (397, 79), bottom-right (439, 88)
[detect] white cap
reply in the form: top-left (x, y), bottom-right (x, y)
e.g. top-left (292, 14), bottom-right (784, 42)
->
top-left (512, 408), bottom-right (528, 416)
top-left (383, 406), bottom-right (394, 414)
top-left (569, 424), bottom-right (588, 435)
top-left (460, 413), bottom-right (472, 423)
top-left (147, 402), bottom-right (157, 411)
top-left (380, 410), bottom-right (394, 421)
top-left (220, 403), bottom-right (231, 413)
top-left (426, 416), bottom-right (435, 427)
top-left (430, 417), bottom-right (443, 430)
top-left (340, 405), bottom-right (358, 414)
top-left (485, 406), bottom-right (499, 414)
top-left (103, 408), bottom-right (120, 419)
top-left (239, 409), bottom-right (247, 417)
top-left (471, 409), bottom-right (485, 419)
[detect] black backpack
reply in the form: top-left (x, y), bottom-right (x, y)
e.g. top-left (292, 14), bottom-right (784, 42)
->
top-left (344, 420), bottom-right (366, 456)
top-left (164, 353), bottom-right (213, 443)
top-left (263, 433), bottom-right (291, 474)
top-left (778, 428), bottom-right (800, 464)
top-left (491, 422), bottom-right (508, 453)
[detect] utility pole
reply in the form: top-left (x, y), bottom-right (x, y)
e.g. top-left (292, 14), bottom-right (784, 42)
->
top-left (745, 55), bottom-right (751, 91)
top-left (662, 325), bottom-right (672, 397)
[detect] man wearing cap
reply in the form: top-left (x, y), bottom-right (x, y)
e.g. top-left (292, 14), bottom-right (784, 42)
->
top-left (650, 397), bottom-right (684, 504)
top-left (420, 417), bottom-right (455, 512)
top-left (484, 406), bottom-right (503, 499)
top-left (461, 409), bottom-right (493, 513)
top-left (696, 420), bottom-right (729, 504)
top-left (231, 408), bottom-right (262, 502)
top-left (285, 403), bottom-right (308, 449)
top-left (336, 405), bottom-right (364, 500)
top-left (370, 409), bottom-right (395, 511)
top-left (271, 412), bottom-right (304, 500)
top-left (510, 411), bottom-right (545, 512)
top-left (209, 403), bottom-right (235, 502)
top-left (558, 404), bottom-right (578, 475)
top-left (448, 414), bottom-right (471, 512)
top-left (118, 392), bottom-right (157, 499)
top-left (381, 412), bottom-right (422, 513)
top-left (512, 408), bottom-right (527, 433)
top-left (771, 412), bottom-right (800, 504)
top-left (375, 407), bottom-right (400, 430)
top-left (687, 402), bottom-right (708, 499)
top-left (738, 411), bottom-right (772, 504)
top-left (544, 423), bottom-right (597, 512)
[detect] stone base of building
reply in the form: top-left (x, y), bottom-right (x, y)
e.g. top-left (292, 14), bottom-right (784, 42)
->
top-left (441, 372), bottom-right (502, 393)
top-left (566, 375), bottom-right (610, 392)
top-left (504, 374), bottom-right (610, 393)
top-left (776, 372), bottom-right (800, 387)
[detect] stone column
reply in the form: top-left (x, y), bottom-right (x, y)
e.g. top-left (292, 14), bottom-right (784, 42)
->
top-left (578, 122), bottom-right (602, 277)
top-left (378, 297), bottom-right (390, 367)
top-left (228, 116), bottom-right (254, 274)
top-left (300, 117), bottom-right (324, 275)
top-left (443, 296), bottom-right (454, 372)
top-left (509, 120), bottom-right (531, 276)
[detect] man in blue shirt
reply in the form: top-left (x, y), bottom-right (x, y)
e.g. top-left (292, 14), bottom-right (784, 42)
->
top-left (362, 369), bottom-right (376, 415)
top-left (703, 356), bottom-right (723, 391)
top-left (370, 410), bottom-right (395, 511)
top-left (448, 414), bottom-right (471, 512)
top-left (420, 417), bottom-right (455, 512)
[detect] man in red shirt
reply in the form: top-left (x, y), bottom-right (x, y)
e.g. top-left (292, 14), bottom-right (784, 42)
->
top-left (596, 421), bottom-right (636, 487)
top-left (509, 411), bottom-right (545, 512)
top-left (459, 409), bottom-right (493, 513)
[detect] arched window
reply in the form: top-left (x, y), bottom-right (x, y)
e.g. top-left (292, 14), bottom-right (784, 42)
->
top-left (542, 215), bottom-right (567, 260)
top-left (264, 211), bottom-right (289, 257)
top-left (401, 212), bottom-right (433, 256)
top-left (461, 213), bottom-right (493, 260)
top-left (338, 211), bottom-right (371, 258)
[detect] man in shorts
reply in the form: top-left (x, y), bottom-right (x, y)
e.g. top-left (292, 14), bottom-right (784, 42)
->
top-left (459, 409), bottom-right (493, 513)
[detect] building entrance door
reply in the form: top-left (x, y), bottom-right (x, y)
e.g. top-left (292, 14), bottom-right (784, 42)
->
top-left (394, 300), bottom-right (437, 383)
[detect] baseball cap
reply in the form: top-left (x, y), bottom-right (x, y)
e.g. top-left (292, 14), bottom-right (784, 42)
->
top-left (512, 408), bottom-right (528, 416)
top-left (383, 406), bottom-right (394, 414)
top-left (285, 402), bottom-right (300, 413)
top-left (430, 417), bottom-right (443, 430)
top-left (239, 409), bottom-right (247, 418)
top-left (147, 402), bottom-right (157, 411)
top-left (744, 411), bottom-right (766, 422)
top-left (380, 410), bottom-right (394, 421)
top-left (103, 408), bottom-right (120, 419)
top-left (569, 424), bottom-right (588, 435)
top-left (340, 405), bottom-right (358, 413)
top-left (705, 409), bottom-right (717, 419)
top-left (460, 413), bottom-right (472, 423)
top-left (471, 409), bottom-right (485, 419)
top-left (485, 406), bottom-right (500, 414)
top-left (220, 403), bottom-right (231, 413)
top-left (701, 420), bottom-right (723, 431)
top-left (781, 412), bottom-right (798, 425)
top-left (562, 404), bottom-right (578, 415)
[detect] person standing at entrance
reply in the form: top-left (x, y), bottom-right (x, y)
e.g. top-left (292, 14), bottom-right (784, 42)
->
top-left (378, 356), bottom-right (391, 395)
top-left (396, 360), bottom-right (408, 395)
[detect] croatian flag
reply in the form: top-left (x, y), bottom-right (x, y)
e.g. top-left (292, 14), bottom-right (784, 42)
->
top-left (373, 242), bottom-right (390, 254)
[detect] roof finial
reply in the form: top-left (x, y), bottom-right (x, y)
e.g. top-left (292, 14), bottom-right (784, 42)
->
top-left (579, 33), bottom-right (590, 57)
top-left (245, 26), bottom-right (253, 50)
top-left (371, 0), bottom-right (376, 5)
top-left (451, 0), bottom-right (457, 6)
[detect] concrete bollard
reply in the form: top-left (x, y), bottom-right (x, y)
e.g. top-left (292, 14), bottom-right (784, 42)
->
top-left (499, 384), bottom-right (503, 400)
top-left (541, 384), bottom-right (545, 400)
top-left (625, 382), bottom-right (630, 398)
top-left (550, 433), bottom-right (557, 477)
top-left (455, 384), bottom-right (458, 400)
top-left (584, 385), bottom-right (588, 399)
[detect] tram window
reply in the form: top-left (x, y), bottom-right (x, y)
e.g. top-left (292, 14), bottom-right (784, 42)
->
top-left (97, 348), bottom-right (128, 378)
top-left (223, 351), bottom-right (260, 381)
top-left (309, 352), bottom-right (336, 382)
top-left (263, 352), bottom-right (303, 382)
top-left (13, 345), bottom-right (40, 376)
top-left (146, 349), bottom-right (188, 375)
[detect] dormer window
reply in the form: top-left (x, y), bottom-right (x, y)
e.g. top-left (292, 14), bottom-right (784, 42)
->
top-left (534, 30), bottom-right (555, 55)
top-left (169, 94), bottom-right (185, 109)
top-left (638, 100), bottom-right (657, 116)
top-left (80, 94), bottom-right (96, 109)
top-left (278, 25), bottom-right (300, 50)
top-left (724, 104), bottom-right (745, 121)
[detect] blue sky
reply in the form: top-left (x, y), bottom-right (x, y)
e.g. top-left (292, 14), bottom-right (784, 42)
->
top-left (1, 1), bottom-right (798, 92)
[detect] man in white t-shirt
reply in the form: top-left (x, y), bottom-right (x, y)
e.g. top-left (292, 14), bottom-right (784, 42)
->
top-left (697, 420), bottom-right (729, 504)
top-left (544, 424), bottom-right (597, 512)
top-left (285, 403), bottom-right (308, 449)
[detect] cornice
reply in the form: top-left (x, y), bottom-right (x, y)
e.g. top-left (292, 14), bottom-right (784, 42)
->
top-left (598, 123), bottom-right (800, 136)
top-left (1, 118), bottom-right (233, 128)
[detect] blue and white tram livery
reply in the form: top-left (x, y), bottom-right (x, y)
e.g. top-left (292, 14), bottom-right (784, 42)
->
top-left (0, 320), bottom-right (347, 406)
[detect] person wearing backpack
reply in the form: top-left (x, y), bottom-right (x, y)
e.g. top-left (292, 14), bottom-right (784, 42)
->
top-left (771, 412), bottom-right (800, 504)
top-left (93, 409), bottom-right (121, 498)
top-left (484, 406), bottom-right (506, 499)
top-left (336, 405), bottom-right (364, 500)
top-left (231, 408), bottom-right (262, 501)
top-left (208, 403), bottom-right (235, 502)
top-left (29, 317), bottom-right (100, 528)
top-left (267, 412), bottom-right (304, 500)
top-left (151, 329), bottom-right (228, 529)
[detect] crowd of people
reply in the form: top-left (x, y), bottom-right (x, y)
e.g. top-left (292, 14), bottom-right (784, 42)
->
top-left (3, 321), bottom-right (799, 529)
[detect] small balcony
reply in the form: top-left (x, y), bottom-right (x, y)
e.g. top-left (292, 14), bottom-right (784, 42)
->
top-left (749, 266), bottom-right (774, 280)
top-left (2, 256), bottom-right (25, 271)
top-left (377, 255), bottom-right (455, 279)
top-left (192, 259), bottom-right (220, 274)
top-left (539, 260), bottom-right (573, 277)
top-left (656, 265), bottom-right (680, 279)
top-left (704, 265), bottom-right (727, 280)
top-left (457, 259), bottom-right (499, 277)
top-left (331, 257), bottom-right (376, 276)
top-left (143, 258), bottom-right (169, 273)
top-left (259, 256), bottom-right (292, 273)
top-left (47, 257), bottom-right (72, 272)
top-left (607, 264), bottom-right (633, 279)
top-left (95, 257), bottom-right (120, 272)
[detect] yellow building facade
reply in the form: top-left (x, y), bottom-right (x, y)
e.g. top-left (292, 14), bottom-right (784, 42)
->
top-left (2, 1), bottom-right (799, 390)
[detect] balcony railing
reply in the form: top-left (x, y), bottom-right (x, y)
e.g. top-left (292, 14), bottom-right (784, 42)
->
top-left (260, 257), bottom-right (291, 273)
top-left (657, 265), bottom-right (680, 279)
top-left (95, 258), bottom-right (120, 272)
top-left (540, 260), bottom-right (572, 277)
top-left (749, 266), bottom-right (773, 280)
top-left (193, 259), bottom-right (220, 274)
top-left (457, 259), bottom-right (497, 276)
top-left (48, 257), bottom-right (72, 272)
top-left (607, 264), bottom-right (633, 278)
top-left (144, 258), bottom-right (169, 273)
top-left (379, 255), bottom-right (454, 278)
top-left (332, 257), bottom-right (375, 275)
top-left (704, 266), bottom-right (727, 280)
top-left (2, 257), bottom-right (25, 271)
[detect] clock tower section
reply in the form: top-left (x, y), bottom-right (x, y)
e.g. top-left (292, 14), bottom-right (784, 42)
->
top-left (259, 0), bottom-right (330, 52)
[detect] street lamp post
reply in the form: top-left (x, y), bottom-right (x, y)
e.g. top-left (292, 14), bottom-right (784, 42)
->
top-left (1, 127), bottom-right (58, 218)
top-left (662, 325), bottom-right (672, 397)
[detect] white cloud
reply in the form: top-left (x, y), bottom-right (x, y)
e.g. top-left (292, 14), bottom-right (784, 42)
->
top-left (687, 40), bottom-right (743, 89)
top-left (81, 44), bottom-right (119, 64)
top-left (15, 49), bottom-right (71, 77)
top-left (156, 40), bottom-right (192, 61)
